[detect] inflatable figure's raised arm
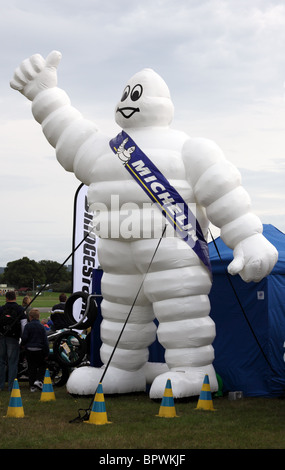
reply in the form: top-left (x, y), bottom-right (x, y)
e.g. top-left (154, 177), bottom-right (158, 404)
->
top-left (10, 51), bottom-right (103, 184)
top-left (182, 137), bottom-right (278, 283)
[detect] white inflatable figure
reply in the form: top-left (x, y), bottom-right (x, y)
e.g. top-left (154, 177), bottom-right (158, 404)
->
top-left (10, 51), bottom-right (278, 398)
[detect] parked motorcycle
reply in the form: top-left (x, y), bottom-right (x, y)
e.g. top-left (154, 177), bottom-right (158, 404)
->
top-left (18, 328), bottom-right (89, 387)
top-left (17, 347), bottom-right (70, 387)
top-left (17, 291), bottom-right (97, 387)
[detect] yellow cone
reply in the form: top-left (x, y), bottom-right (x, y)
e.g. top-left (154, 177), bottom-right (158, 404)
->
top-left (85, 383), bottom-right (111, 425)
top-left (196, 374), bottom-right (216, 411)
top-left (5, 379), bottom-right (25, 418)
top-left (157, 379), bottom-right (178, 418)
top-left (40, 369), bottom-right (56, 401)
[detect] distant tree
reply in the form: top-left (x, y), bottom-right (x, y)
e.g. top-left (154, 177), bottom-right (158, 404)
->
top-left (52, 281), bottom-right (72, 293)
top-left (3, 258), bottom-right (72, 291)
top-left (3, 257), bottom-right (45, 289)
top-left (38, 260), bottom-right (71, 286)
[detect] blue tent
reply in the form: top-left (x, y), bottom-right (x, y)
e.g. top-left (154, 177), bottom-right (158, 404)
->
top-left (209, 224), bottom-right (285, 397)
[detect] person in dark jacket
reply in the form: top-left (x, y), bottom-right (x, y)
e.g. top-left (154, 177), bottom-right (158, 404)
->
top-left (49, 293), bottom-right (69, 330)
top-left (0, 291), bottom-right (27, 391)
top-left (21, 308), bottom-right (49, 392)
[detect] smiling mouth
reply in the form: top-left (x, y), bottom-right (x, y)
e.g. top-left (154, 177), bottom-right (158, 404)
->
top-left (116, 107), bottom-right (140, 119)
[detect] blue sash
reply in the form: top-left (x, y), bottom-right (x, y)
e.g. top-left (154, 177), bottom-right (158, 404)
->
top-left (109, 130), bottom-right (211, 273)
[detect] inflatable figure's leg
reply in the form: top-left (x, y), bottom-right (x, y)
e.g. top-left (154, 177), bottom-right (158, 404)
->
top-left (133, 237), bottom-right (218, 398)
top-left (93, 238), bottom-right (157, 393)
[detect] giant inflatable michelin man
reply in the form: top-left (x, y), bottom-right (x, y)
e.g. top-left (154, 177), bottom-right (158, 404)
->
top-left (10, 51), bottom-right (278, 398)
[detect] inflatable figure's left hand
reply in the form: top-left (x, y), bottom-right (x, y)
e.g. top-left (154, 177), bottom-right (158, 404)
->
top-left (227, 233), bottom-right (278, 282)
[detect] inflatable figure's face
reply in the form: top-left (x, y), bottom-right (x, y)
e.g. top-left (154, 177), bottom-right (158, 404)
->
top-left (115, 68), bottom-right (174, 129)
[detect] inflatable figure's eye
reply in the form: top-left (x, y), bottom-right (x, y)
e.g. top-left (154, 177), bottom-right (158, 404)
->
top-left (121, 85), bottom-right (130, 102)
top-left (131, 84), bottom-right (143, 102)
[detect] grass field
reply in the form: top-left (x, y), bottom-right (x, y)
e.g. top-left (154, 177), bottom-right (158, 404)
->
top-left (1, 291), bottom-right (284, 453)
top-left (24, 291), bottom-right (67, 310)
top-left (0, 381), bottom-right (284, 450)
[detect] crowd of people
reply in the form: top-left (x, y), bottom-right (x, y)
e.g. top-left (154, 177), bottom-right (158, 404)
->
top-left (0, 291), bottom-right (68, 392)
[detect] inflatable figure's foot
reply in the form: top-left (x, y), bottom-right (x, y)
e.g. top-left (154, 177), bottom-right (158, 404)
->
top-left (149, 365), bottom-right (218, 399)
top-left (66, 365), bottom-right (147, 395)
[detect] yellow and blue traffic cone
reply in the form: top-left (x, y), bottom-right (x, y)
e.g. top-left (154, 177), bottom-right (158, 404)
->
top-left (85, 382), bottom-right (111, 425)
top-left (40, 369), bottom-right (56, 401)
top-left (157, 378), bottom-right (178, 418)
top-left (5, 379), bottom-right (25, 418)
top-left (196, 374), bottom-right (216, 411)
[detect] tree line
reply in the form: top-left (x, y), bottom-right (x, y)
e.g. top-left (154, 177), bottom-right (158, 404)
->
top-left (0, 257), bottom-right (72, 293)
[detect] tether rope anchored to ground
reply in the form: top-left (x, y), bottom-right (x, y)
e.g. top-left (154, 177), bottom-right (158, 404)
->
top-left (69, 225), bottom-right (168, 423)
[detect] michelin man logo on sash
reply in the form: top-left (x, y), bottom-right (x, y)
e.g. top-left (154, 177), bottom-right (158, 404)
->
top-left (116, 137), bottom-right (135, 165)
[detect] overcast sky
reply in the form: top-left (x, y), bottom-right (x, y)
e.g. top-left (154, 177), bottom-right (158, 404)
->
top-left (1, 0), bottom-right (285, 268)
